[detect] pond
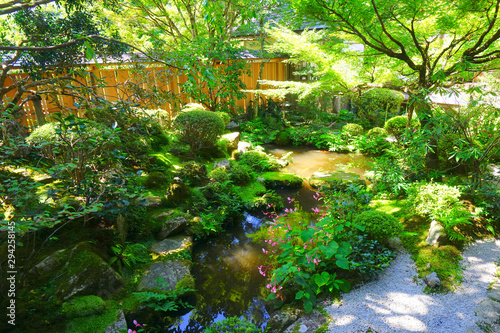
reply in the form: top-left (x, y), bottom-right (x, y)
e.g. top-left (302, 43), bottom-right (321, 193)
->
top-left (157, 147), bottom-right (372, 332)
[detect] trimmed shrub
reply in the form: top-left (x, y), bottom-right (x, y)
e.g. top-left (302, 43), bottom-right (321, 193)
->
top-left (215, 112), bottom-right (231, 126)
top-left (384, 115), bottom-right (420, 139)
top-left (228, 162), bottom-right (256, 185)
top-left (353, 210), bottom-right (403, 242)
top-left (367, 127), bottom-right (388, 138)
top-left (144, 171), bottom-right (168, 189)
top-left (355, 88), bottom-right (405, 128)
top-left (406, 182), bottom-right (462, 221)
top-left (342, 123), bottom-right (364, 137)
top-left (209, 167), bottom-right (230, 183)
top-left (181, 103), bottom-right (206, 112)
top-left (178, 161), bottom-right (208, 186)
top-left (174, 110), bottom-right (225, 153)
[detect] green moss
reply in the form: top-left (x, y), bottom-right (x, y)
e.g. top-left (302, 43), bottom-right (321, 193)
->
top-left (175, 274), bottom-right (195, 292)
top-left (64, 303), bottom-right (121, 333)
top-left (370, 199), bottom-right (408, 218)
top-left (238, 181), bottom-right (267, 207)
top-left (260, 172), bottom-right (303, 189)
top-left (62, 295), bottom-right (105, 318)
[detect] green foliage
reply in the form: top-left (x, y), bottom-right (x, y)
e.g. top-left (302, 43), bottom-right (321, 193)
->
top-left (348, 234), bottom-right (396, 279)
top-left (181, 103), bottom-right (206, 112)
top-left (353, 210), bottom-right (403, 242)
top-left (228, 162), bottom-right (256, 185)
top-left (241, 118), bottom-right (281, 145)
top-left (238, 151), bottom-right (281, 172)
top-left (407, 182), bottom-right (472, 240)
top-left (174, 110), bottom-right (225, 153)
top-left (353, 135), bottom-right (390, 156)
top-left (133, 277), bottom-right (195, 312)
top-left (204, 317), bottom-right (260, 333)
top-left (384, 116), bottom-right (420, 140)
top-left (367, 127), bottom-right (388, 138)
top-left (61, 295), bottom-right (105, 319)
top-left (109, 242), bottom-right (150, 273)
top-left (341, 123), bottom-right (364, 137)
top-left (355, 88), bottom-right (405, 128)
top-left (178, 161), bottom-right (208, 186)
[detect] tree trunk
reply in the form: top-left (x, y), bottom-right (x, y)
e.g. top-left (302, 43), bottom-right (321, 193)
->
top-left (414, 95), bottom-right (440, 174)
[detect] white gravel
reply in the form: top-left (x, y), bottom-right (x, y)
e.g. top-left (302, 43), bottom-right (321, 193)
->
top-left (324, 239), bottom-right (500, 333)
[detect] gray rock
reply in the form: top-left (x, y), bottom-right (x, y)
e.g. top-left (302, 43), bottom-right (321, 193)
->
top-left (237, 141), bottom-right (252, 154)
top-left (226, 121), bottom-right (241, 130)
top-left (284, 310), bottom-right (328, 333)
top-left (104, 310), bottom-right (127, 333)
top-left (29, 249), bottom-right (66, 276)
top-left (138, 260), bottom-right (191, 291)
top-left (214, 159), bottom-right (231, 169)
top-left (425, 220), bottom-right (447, 247)
top-left (266, 308), bottom-right (304, 333)
top-left (475, 299), bottom-right (500, 325)
top-left (135, 196), bottom-right (163, 208)
top-left (424, 272), bottom-right (441, 288)
top-left (158, 216), bottom-right (190, 239)
top-left (150, 235), bottom-right (192, 255)
top-left (221, 132), bottom-right (241, 151)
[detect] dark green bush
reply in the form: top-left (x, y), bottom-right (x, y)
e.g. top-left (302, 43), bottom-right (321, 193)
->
top-left (204, 317), bottom-right (260, 333)
top-left (341, 123), bottom-right (364, 137)
top-left (355, 88), bottom-right (405, 128)
top-left (209, 167), bottom-right (230, 183)
top-left (174, 110), bottom-right (225, 153)
top-left (384, 115), bottom-right (420, 139)
top-left (353, 210), bottom-right (403, 242)
top-left (238, 151), bottom-right (281, 172)
top-left (348, 233), bottom-right (396, 279)
top-left (228, 162), bottom-right (256, 185)
top-left (215, 112), bottom-right (231, 126)
top-left (178, 161), bottom-right (208, 186)
top-left (354, 135), bottom-right (390, 156)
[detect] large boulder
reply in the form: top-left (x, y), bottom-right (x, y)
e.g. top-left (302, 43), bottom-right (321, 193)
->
top-left (135, 196), bottom-right (163, 209)
top-left (150, 235), bottom-right (192, 256)
top-left (104, 310), bottom-right (127, 333)
top-left (425, 220), bottom-right (447, 247)
top-left (309, 171), bottom-right (365, 190)
top-left (266, 308), bottom-right (304, 333)
top-left (153, 212), bottom-right (191, 239)
top-left (221, 132), bottom-right (241, 151)
top-left (137, 260), bottom-right (193, 291)
top-left (30, 243), bottom-right (124, 300)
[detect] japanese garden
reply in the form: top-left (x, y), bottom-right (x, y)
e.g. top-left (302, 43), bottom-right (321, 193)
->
top-left (1, 0), bottom-right (500, 332)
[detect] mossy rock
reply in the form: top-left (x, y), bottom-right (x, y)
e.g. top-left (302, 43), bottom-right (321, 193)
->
top-left (54, 243), bottom-right (124, 300)
top-left (164, 182), bottom-right (190, 205)
top-left (62, 295), bottom-right (105, 319)
top-left (259, 172), bottom-right (303, 189)
top-left (238, 181), bottom-right (268, 210)
top-left (137, 260), bottom-right (192, 292)
top-left (150, 235), bottom-right (193, 256)
top-left (309, 172), bottom-right (365, 190)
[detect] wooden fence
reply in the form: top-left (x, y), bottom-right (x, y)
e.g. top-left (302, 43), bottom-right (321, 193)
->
top-left (4, 57), bottom-right (288, 129)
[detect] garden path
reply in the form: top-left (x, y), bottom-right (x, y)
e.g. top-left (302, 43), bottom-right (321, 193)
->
top-left (324, 239), bottom-right (500, 333)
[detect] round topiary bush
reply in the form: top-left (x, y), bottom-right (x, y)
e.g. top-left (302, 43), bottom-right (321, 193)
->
top-left (215, 112), bottom-right (231, 126)
top-left (238, 151), bottom-right (281, 172)
top-left (342, 123), bottom-right (364, 137)
top-left (144, 171), bottom-right (168, 189)
top-left (178, 161), bottom-right (208, 186)
top-left (228, 162), bottom-right (255, 185)
top-left (353, 210), bottom-right (403, 242)
top-left (181, 103), bottom-right (206, 112)
top-left (354, 88), bottom-right (405, 128)
top-left (209, 167), bottom-right (230, 183)
top-left (367, 127), bottom-right (388, 138)
top-left (384, 115), bottom-right (420, 139)
top-left (174, 110), bottom-right (225, 153)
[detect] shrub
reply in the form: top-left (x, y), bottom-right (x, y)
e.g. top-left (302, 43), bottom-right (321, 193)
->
top-left (384, 115), bottom-right (420, 139)
top-left (367, 127), bottom-right (388, 138)
top-left (353, 210), bottom-right (403, 242)
top-left (174, 110), bottom-right (225, 153)
top-left (354, 88), bottom-right (405, 128)
top-left (209, 167), bottom-right (230, 183)
top-left (229, 162), bottom-right (255, 185)
top-left (354, 135), bottom-right (390, 156)
top-left (178, 161), bottom-right (208, 186)
top-left (215, 111), bottom-right (231, 126)
top-left (204, 317), bottom-right (260, 333)
top-left (348, 233), bottom-right (396, 279)
top-left (238, 151), bottom-right (281, 172)
top-left (341, 123), bottom-right (364, 137)
top-left (181, 103), bottom-right (206, 112)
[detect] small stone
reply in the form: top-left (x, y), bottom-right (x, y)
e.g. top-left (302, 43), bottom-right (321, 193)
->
top-left (475, 299), bottom-right (500, 325)
top-left (214, 159), bottom-right (231, 169)
top-left (237, 141), bottom-right (252, 154)
top-left (135, 196), bottom-right (163, 208)
top-left (424, 272), bottom-right (441, 288)
top-left (221, 132), bottom-right (240, 151)
top-left (387, 237), bottom-right (403, 251)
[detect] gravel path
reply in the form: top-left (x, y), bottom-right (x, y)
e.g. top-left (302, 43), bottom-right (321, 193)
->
top-left (324, 239), bottom-right (500, 333)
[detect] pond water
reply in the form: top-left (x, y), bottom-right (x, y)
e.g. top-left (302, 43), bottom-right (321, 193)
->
top-left (155, 147), bottom-right (372, 332)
